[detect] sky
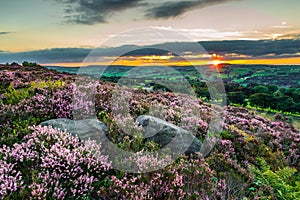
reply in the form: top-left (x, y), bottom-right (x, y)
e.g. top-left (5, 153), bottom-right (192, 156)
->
top-left (0, 0), bottom-right (300, 65)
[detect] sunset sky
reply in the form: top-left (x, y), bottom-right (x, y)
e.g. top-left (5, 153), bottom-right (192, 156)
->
top-left (0, 0), bottom-right (299, 66)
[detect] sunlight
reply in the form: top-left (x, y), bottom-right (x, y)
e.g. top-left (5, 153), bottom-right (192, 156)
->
top-left (210, 53), bottom-right (223, 67)
top-left (212, 59), bottom-right (222, 66)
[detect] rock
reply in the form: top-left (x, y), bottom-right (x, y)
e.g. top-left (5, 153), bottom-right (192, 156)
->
top-left (40, 118), bottom-right (108, 143)
top-left (41, 116), bottom-right (202, 155)
top-left (136, 115), bottom-right (202, 155)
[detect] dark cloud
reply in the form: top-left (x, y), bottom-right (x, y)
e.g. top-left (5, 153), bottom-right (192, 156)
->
top-left (1, 40), bottom-right (299, 64)
top-left (146, 1), bottom-right (198, 19)
top-left (0, 48), bottom-right (91, 64)
top-left (198, 39), bottom-right (300, 57)
top-left (55, 0), bottom-right (240, 25)
top-left (0, 45), bottom-right (170, 64)
top-left (146, 0), bottom-right (239, 19)
top-left (152, 40), bottom-right (300, 58)
top-left (57, 0), bottom-right (144, 25)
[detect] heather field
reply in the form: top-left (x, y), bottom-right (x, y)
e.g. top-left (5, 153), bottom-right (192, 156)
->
top-left (2, 0), bottom-right (300, 199)
top-left (1, 63), bottom-right (300, 199)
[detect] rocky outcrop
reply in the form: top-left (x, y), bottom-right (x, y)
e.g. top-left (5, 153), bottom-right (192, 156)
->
top-left (136, 115), bottom-right (202, 155)
top-left (40, 118), bottom-right (108, 143)
top-left (41, 116), bottom-right (202, 155)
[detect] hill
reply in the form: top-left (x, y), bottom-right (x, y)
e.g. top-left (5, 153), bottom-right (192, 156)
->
top-left (0, 63), bottom-right (299, 199)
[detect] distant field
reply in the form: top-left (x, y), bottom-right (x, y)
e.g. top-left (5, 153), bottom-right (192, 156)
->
top-left (46, 64), bottom-right (300, 119)
top-left (220, 65), bottom-right (300, 86)
top-left (46, 64), bottom-right (300, 87)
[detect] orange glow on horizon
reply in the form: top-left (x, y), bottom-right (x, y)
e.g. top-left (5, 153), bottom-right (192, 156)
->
top-left (210, 53), bottom-right (224, 67)
top-left (42, 56), bottom-right (300, 67)
top-left (209, 59), bottom-right (222, 67)
top-left (226, 57), bottom-right (300, 65)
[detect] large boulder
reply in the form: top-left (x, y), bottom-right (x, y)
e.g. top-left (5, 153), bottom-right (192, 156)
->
top-left (136, 115), bottom-right (202, 155)
top-left (40, 118), bottom-right (108, 143)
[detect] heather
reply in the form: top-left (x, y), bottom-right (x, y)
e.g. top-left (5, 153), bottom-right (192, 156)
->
top-left (0, 63), bottom-right (300, 199)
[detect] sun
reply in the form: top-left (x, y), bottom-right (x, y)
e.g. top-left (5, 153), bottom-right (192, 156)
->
top-left (210, 59), bottom-right (223, 67)
top-left (212, 59), bottom-right (222, 66)
top-left (210, 53), bottom-right (223, 67)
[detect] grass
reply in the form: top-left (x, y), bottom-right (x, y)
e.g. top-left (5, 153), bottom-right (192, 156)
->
top-left (258, 111), bottom-right (300, 130)
top-left (231, 103), bottom-right (300, 130)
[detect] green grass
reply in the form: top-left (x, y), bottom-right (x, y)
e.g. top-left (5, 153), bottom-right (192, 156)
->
top-left (231, 103), bottom-right (300, 130)
top-left (250, 109), bottom-right (300, 130)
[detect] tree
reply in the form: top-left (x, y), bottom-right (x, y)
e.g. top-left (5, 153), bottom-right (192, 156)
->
top-left (254, 85), bottom-right (269, 93)
top-left (249, 93), bottom-right (276, 108)
top-left (152, 83), bottom-right (172, 92)
top-left (22, 61), bottom-right (38, 67)
top-left (227, 91), bottom-right (246, 105)
top-left (279, 88), bottom-right (287, 95)
top-left (290, 88), bottom-right (300, 102)
top-left (267, 84), bottom-right (278, 93)
top-left (225, 83), bottom-right (240, 92)
top-left (291, 102), bottom-right (300, 113)
top-left (276, 96), bottom-right (295, 112)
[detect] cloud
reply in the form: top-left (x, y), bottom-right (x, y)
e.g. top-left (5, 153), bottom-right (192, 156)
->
top-left (276, 33), bottom-right (300, 40)
top-left (0, 48), bottom-right (92, 64)
top-left (198, 39), bottom-right (300, 57)
top-left (175, 28), bottom-right (243, 40)
top-left (57, 0), bottom-right (144, 25)
top-left (146, 1), bottom-right (198, 19)
top-left (55, 0), bottom-right (240, 25)
top-left (1, 39), bottom-right (299, 64)
top-left (146, 0), bottom-right (239, 19)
